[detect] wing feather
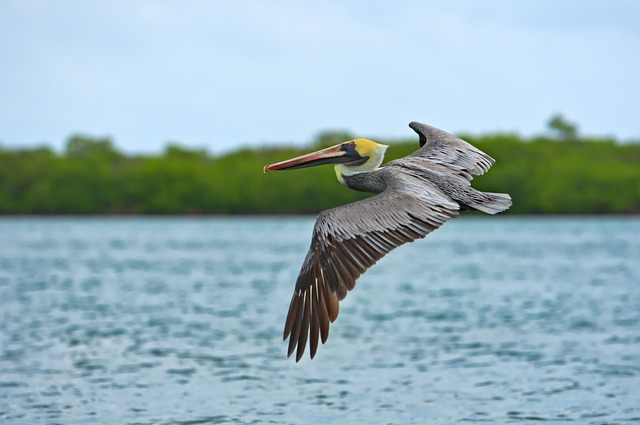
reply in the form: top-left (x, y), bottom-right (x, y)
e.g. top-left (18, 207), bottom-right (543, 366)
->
top-left (408, 121), bottom-right (495, 180)
top-left (295, 291), bottom-right (311, 362)
top-left (317, 281), bottom-right (330, 343)
top-left (284, 174), bottom-right (459, 361)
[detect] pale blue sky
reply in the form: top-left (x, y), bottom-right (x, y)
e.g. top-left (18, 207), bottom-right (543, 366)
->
top-left (1, 1), bottom-right (639, 153)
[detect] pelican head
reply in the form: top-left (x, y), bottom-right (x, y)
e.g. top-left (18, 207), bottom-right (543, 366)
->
top-left (264, 139), bottom-right (388, 181)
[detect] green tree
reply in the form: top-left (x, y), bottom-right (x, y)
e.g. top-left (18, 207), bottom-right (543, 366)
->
top-left (1, 122), bottom-right (639, 215)
top-left (548, 114), bottom-right (578, 142)
top-left (164, 143), bottom-right (208, 160)
top-left (65, 134), bottom-right (121, 160)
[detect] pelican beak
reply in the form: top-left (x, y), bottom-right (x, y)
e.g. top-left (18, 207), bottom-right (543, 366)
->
top-left (264, 144), bottom-right (360, 172)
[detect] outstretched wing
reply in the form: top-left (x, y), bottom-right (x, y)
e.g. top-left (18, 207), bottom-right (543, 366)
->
top-left (283, 172), bottom-right (459, 361)
top-left (408, 121), bottom-right (495, 180)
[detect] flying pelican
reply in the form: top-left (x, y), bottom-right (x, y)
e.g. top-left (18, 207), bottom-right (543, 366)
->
top-left (264, 122), bottom-right (512, 361)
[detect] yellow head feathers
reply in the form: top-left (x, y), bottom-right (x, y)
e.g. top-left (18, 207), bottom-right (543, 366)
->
top-left (350, 138), bottom-right (388, 162)
top-left (334, 138), bottom-right (388, 182)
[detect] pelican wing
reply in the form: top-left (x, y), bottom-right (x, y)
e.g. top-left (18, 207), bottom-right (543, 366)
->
top-left (283, 172), bottom-right (459, 361)
top-left (408, 121), bottom-right (495, 180)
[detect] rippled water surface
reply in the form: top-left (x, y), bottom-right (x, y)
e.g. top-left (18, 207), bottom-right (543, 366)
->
top-left (1, 216), bottom-right (639, 424)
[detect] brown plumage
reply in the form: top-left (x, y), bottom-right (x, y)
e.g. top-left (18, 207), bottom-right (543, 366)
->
top-left (265, 122), bottom-right (512, 361)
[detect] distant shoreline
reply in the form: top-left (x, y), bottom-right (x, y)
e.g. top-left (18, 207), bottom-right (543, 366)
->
top-left (1, 130), bottom-right (638, 215)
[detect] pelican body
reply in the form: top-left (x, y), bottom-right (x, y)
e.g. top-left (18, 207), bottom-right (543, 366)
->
top-left (264, 122), bottom-right (512, 361)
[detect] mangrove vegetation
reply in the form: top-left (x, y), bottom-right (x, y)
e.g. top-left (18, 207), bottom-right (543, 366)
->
top-left (1, 117), bottom-right (638, 215)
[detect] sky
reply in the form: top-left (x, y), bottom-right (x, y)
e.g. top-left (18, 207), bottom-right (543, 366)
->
top-left (1, 1), bottom-right (639, 153)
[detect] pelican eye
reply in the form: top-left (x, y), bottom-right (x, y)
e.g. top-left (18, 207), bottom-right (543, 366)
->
top-left (341, 141), bottom-right (357, 151)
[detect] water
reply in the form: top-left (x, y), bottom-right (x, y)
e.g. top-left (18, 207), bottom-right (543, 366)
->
top-left (1, 216), bottom-right (639, 424)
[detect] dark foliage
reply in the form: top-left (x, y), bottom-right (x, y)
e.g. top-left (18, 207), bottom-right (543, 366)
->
top-left (1, 129), bottom-right (638, 215)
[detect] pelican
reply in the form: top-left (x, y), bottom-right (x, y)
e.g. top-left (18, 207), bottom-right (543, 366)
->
top-left (264, 122), bottom-right (512, 361)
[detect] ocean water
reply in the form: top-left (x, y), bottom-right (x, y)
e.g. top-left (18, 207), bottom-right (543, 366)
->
top-left (0, 216), bottom-right (639, 424)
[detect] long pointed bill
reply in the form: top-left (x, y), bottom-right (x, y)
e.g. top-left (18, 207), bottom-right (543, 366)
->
top-left (264, 144), bottom-right (352, 172)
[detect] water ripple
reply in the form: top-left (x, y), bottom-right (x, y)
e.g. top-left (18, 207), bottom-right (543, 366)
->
top-left (0, 217), bottom-right (639, 424)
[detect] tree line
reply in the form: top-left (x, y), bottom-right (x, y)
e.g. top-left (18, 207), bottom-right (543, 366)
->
top-left (1, 116), bottom-right (638, 215)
